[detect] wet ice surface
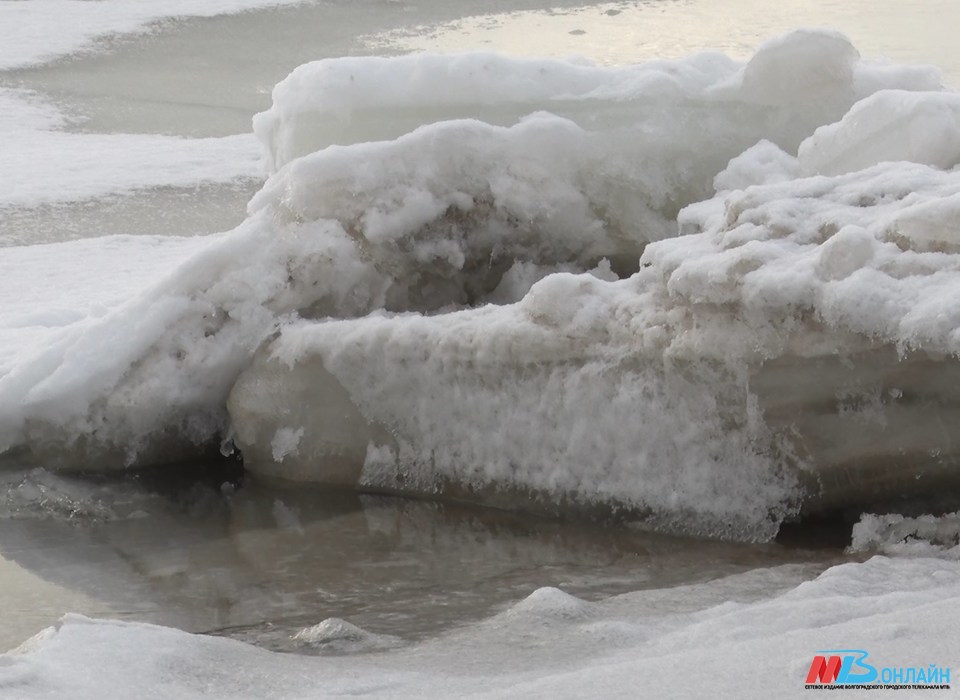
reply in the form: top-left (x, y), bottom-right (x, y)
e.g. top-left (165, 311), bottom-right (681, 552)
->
top-left (0, 0), bottom-right (614, 138)
top-left (0, 467), bottom-right (844, 653)
top-left (372, 0), bottom-right (960, 87)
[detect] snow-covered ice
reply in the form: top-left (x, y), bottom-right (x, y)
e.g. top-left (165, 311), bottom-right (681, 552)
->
top-left (2, 31), bottom-right (960, 540)
top-left (851, 511), bottom-right (960, 558)
top-left (0, 89), bottom-right (261, 228)
top-left (2, 555), bottom-right (957, 698)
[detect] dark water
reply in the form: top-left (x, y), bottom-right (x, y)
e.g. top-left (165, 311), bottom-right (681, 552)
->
top-left (0, 464), bottom-right (849, 652)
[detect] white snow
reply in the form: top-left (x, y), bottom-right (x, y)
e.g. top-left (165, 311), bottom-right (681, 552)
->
top-left (0, 89), bottom-right (65, 132)
top-left (0, 90), bottom-right (261, 212)
top-left (0, 88), bottom-right (260, 250)
top-left (851, 511), bottom-right (960, 558)
top-left (799, 90), bottom-right (960, 175)
top-left (255, 29), bottom-right (941, 174)
top-left (0, 212), bottom-right (379, 468)
top-left (0, 130), bottom-right (261, 210)
top-left (2, 555), bottom-right (957, 698)
top-left (0, 234), bottom-right (216, 372)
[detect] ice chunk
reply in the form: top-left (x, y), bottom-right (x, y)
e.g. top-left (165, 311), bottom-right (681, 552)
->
top-left (231, 158), bottom-right (960, 535)
top-left (505, 587), bottom-right (594, 621)
top-left (291, 618), bottom-right (401, 653)
top-left (229, 274), bottom-right (801, 541)
top-left (850, 512), bottom-right (960, 558)
top-left (799, 90), bottom-right (960, 175)
top-left (3, 33), bottom-right (957, 535)
top-left (255, 31), bottom-right (940, 173)
top-left (248, 113), bottom-right (644, 305)
top-left (734, 29), bottom-right (859, 105)
top-left (0, 218), bottom-right (382, 469)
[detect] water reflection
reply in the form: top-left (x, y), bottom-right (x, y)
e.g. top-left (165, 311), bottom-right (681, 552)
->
top-left (372, 0), bottom-right (960, 86)
top-left (0, 468), bottom-right (844, 652)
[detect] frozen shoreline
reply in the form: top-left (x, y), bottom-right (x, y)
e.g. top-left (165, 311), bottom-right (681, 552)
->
top-left (3, 3), bottom-right (960, 694)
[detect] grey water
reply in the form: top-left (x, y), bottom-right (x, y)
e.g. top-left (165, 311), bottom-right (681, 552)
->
top-left (0, 466), bottom-right (847, 653)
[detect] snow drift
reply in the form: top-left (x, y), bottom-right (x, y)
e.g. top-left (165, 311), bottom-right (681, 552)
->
top-left (3, 30), bottom-right (960, 539)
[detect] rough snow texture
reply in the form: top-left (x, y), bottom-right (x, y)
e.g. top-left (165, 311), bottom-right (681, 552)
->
top-left (3, 556), bottom-right (959, 698)
top-left (851, 512), bottom-right (960, 558)
top-left (0, 219), bottom-right (381, 468)
top-left (253, 31), bottom-right (940, 249)
top-left (4, 31), bottom-right (960, 539)
top-left (232, 138), bottom-right (960, 535)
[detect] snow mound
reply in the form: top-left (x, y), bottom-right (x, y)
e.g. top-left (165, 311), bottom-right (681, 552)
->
top-left (290, 618), bottom-right (401, 653)
top-left (255, 30), bottom-right (940, 173)
top-left (504, 587), bottom-right (593, 621)
top-left (799, 90), bottom-right (960, 175)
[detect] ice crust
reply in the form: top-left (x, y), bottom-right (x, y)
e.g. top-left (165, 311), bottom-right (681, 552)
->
top-left (255, 30), bottom-right (940, 174)
top-left (3, 555), bottom-right (959, 698)
top-left (5, 30), bottom-right (960, 539)
top-left (851, 511), bottom-right (960, 558)
top-left (0, 89), bottom-right (261, 215)
top-left (0, 0), bottom-right (309, 70)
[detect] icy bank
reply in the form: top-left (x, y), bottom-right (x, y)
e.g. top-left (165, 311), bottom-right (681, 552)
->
top-left (3, 555), bottom-right (958, 698)
top-left (231, 143), bottom-right (960, 537)
top-left (0, 216), bottom-right (385, 468)
top-left (3, 31), bottom-right (959, 539)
